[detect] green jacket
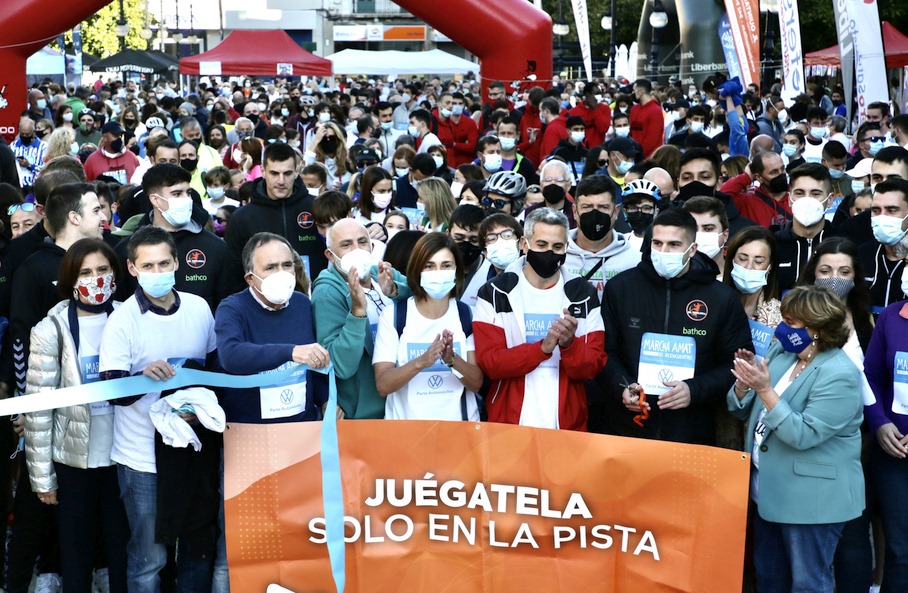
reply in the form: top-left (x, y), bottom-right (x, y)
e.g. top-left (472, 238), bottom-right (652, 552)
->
top-left (311, 263), bottom-right (410, 419)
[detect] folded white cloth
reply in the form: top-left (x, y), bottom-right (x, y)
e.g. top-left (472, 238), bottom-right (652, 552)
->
top-left (149, 387), bottom-right (225, 452)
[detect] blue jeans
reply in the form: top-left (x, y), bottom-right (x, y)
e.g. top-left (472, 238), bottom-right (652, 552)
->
top-left (752, 513), bottom-right (844, 593)
top-left (118, 465), bottom-right (213, 593)
top-left (870, 444), bottom-right (908, 593)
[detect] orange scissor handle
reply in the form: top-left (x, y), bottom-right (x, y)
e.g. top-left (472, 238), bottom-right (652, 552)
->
top-left (633, 388), bottom-right (649, 427)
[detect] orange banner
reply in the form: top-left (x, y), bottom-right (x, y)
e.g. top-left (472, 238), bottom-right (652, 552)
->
top-left (224, 421), bottom-right (750, 593)
top-left (724, 0), bottom-right (760, 88)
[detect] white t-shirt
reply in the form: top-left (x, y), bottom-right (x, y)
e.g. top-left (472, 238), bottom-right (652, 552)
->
top-left (417, 133), bottom-right (442, 154)
top-left (803, 138), bottom-right (827, 164)
top-left (516, 270), bottom-right (564, 429)
top-left (364, 279), bottom-right (393, 343)
top-left (373, 298), bottom-right (479, 421)
top-left (99, 292), bottom-right (216, 473)
top-left (78, 313), bottom-right (114, 468)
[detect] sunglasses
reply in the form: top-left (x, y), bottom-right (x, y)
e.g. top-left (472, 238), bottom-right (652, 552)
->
top-left (7, 203), bottom-right (37, 216)
top-left (866, 136), bottom-right (886, 143)
top-left (482, 197), bottom-right (509, 210)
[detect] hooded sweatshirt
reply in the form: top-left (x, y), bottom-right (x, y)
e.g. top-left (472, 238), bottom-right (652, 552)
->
top-left (564, 228), bottom-right (642, 302)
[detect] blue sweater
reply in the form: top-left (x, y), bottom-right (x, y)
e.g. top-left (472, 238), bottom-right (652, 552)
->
top-left (214, 289), bottom-right (327, 423)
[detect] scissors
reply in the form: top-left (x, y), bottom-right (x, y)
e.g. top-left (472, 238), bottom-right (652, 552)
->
top-left (621, 377), bottom-right (649, 428)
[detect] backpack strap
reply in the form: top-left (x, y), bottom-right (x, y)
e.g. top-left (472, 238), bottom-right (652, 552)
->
top-left (394, 299), bottom-right (408, 338)
top-left (455, 300), bottom-right (473, 338)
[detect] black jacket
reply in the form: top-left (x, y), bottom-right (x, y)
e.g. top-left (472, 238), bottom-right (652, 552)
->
top-left (773, 221), bottom-right (835, 292)
top-left (0, 139), bottom-right (19, 190)
top-left (551, 139), bottom-right (589, 180)
top-left (598, 252), bottom-right (753, 445)
top-left (224, 178), bottom-right (328, 289)
top-left (859, 240), bottom-right (906, 314)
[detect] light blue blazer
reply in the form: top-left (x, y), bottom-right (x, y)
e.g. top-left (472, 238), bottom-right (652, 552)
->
top-left (727, 342), bottom-right (865, 524)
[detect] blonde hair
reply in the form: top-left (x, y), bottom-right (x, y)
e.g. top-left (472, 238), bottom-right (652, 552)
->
top-left (44, 127), bottom-right (75, 163)
top-left (314, 122), bottom-right (349, 177)
top-left (417, 177), bottom-right (456, 229)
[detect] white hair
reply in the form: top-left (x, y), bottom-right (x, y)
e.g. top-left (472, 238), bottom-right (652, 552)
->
top-left (540, 158), bottom-right (575, 185)
top-left (524, 207), bottom-right (569, 240)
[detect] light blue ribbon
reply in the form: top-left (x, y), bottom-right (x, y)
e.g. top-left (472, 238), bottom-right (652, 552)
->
top-left (320, 367), bottom-right (345, 593)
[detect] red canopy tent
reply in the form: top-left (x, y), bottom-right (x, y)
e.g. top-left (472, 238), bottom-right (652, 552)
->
top-left (805, 21), bottom-right (908, 69)
top-left (180, 30), bottom-right (332, 76)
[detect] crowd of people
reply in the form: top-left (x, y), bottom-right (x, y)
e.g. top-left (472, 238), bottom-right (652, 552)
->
top-left (0, 68), bottom-right (905, 593)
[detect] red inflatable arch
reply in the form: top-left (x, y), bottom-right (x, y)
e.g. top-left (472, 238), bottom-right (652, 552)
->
top-left (0, 0), bottom-right (552, 140)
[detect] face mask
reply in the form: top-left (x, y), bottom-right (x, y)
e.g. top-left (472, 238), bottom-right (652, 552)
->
top-left (782, 144), bottom-right (798, 158)
top-left (579, 209), bottom-right (612, 242)
top-left (254, 270), bottom-right (296, 305)
top-left (158, 196), bottom-right (193, 227)
top-left (542, 184), bottom-right (566, 205)
top-left (415, 201), bottom-right (426, 214)
top-left (380, 121), bottom-right (393, 131)
top-left (483, 154), bottom-right (502, 173)
top-left (450, 181), bottom-right (464, 199)
top-left (851, 180), bottom-right (865, 193)
top-left (689, 121), bottom-right (704, 133)
top-left (335, 248), bottom-right (373, 280)
top-left (432, 155), bottom-right (444, 169)
top-left (570, 131), bottom-right (586, 144)
top-left (869, 140), bottom-right (885, 156)
top-left (767, 173), bottom-right (789, 194)
top-left (440, 108), bottom-right (453, 118)
top-left (181, 158), bottom-right (198, 172)
top-left (307, 186), bottom-right (321, 197)
top-left (871, 214), bottom-right (908, 245)
top-left (402, 94), bottom-right (412, 104)
top-left (486, 238), bottom-right (520, 269)
top-left (810, 126), bottom-right (828, 139)
top-left (420, 269), bottom-right (456, 300)
top-left (247, 114), bottom-right (260, 125)
top-left (625, 211), bottom-right (654, 233)
top-left (109, 138), bottom-right (123, 153)
top-left (395, 167), bottom-right (410, 177)
top-left (791, 196), bottom-right (827, 227)
top-left (670, 111), bottom-right (682, 122)
top-left (814, 277), bottom-right (855, 300)
top-left (829, 168), bottom-right (844, 180)
top-left (373, 191), bottom-right (392, 209)
top-left (318, 112), bottom-right (331, 123)
top-left (35, 129), bottom-right (47, 140)
top-left (138, 271), bottom-right (175, 299)
top-left (321, 137), bottom-right (339, 152)
top-left (457, 241), bottom-right (483, 267)
top-left (614, 159), bottom-right (633, 175)
top-left (774, 321), bottom-right (813, 354)
top-left (281, 108), bottom-right (290, 117)
top-left (614, 126), bottom-right (630, 138)
top-left (20, 135), bottom-right (34, 145)
top-left (452, 105), bottom-right (464, 116)
top-left (69, 142), bottom-right (79, 155)
top-left (63, 112), bottom-right (74, 122)
top-left (213, 220), bottom-right (226, 235)
top-left (75, 272), bottom-right (115, 305)
top-left (731, 263), bottom-right (769, 294)
top-left (500, 137), bottom-right (517, 151)
top-left (777, 109), bottom-right (788, 122)
top-left (706, 99), bottom-right (718, 108)
top-left (208, 187), bottom-right (226, 200)
top-left (36, 99), bottom-right (47, 110)
top-left (237, 131), bottom-right (252, 141)
top-left (695, 231), bottom-right (723, 259)
top-left (525, 248), bottom-right (566, 279)
top-left (650, 244), bottom-right (692, 279)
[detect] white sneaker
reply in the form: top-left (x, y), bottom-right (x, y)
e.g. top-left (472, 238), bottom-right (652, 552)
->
top-left (869, 586), bottom-right (881, 593)
top-left (35, 573), bottom-right (62, 593)
top-left (93, 568), bottom-right (110, 593)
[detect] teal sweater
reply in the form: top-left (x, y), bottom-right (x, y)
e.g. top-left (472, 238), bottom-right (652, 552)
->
top-left (310, 264), bottom-right (410, 419)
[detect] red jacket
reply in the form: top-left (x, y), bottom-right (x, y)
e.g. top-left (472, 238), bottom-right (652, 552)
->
top-left (518, 103), bottom-right (544, 166)
top-left (540, 115), bottom-right (569, 160)
top-left (83, 149), bottom-right (140, 183)
top-left (473, 264), bottom-right (607, 431)
top-left (629, 99), bottom-right (664, 159)
top-left (721, 172), bottom-right (792, 228)
top-left (568, 102), bottom-right (612, 148)
top-left (434, 110), bottom-right (479, 167)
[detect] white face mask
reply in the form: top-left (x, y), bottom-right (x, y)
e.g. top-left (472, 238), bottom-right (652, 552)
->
top-left (500, 137), bottom-right (517, 152)
top-left (614, 125), bottom-right (630, 138)
top-left (307, 186), bottom-right (321, 197)
top-left (689, 121), bottom-right (704, 134)
top-left (334, 248), bottom-right (372, 280)
top-left (253, 270), bottom-right (296, 305)
top-left (485, 238), bottom-right (520, 269)
top-left (395, 167), bottom-right (410, 178)
top-left (420, 269), bottom-right (457, 300)
top-left (791, 196), bottom-right (828, 227)
top-left (650, 244), bottom-right (693, 279)
top-left (570, 130), bottom-right (586, 144)
top-left (483, 154), bottom-right (503, 173)
top-left (695, 231), bottom-right (723, 259)
top-left (318, 112), bottom-right (331, 123)
top-left (432, 155), bottom-right (444, 170)
top-left (450, 181), bottom-right (464, 199)
top-left (158, 196), bottom-right (193, 228)
top-left (372, 191), bottom-right (393, 209)
top-left (777, 109), bottom-right (788, 122)
top-left (63, 112), bottom-right (74, 122)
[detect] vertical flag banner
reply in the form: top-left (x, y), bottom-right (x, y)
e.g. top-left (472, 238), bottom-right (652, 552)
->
top-left (224, 421), bottom-right (751, 593)
top-left (570, 0), bottom-right (593, 82)
top-left (845, 0), bottom-right (887, 123)
top-left (832, 0), bottom-right (854, 128)
top-left (719, 15), bottom-right (744, 84)
top-left (723, 0), bottom-right (759, 88)
top-left (777, 0), bottom-right (804, 103)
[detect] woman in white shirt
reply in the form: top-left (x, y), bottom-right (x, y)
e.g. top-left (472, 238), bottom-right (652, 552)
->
top-left (355, 166), bottom-right (394, 226)
top-left (304, 121), bottom-right (351, 189)
top-left (373, 232), bottom-right (484, 421)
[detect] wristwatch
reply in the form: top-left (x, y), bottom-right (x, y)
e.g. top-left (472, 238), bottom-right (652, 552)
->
top-left (445, 357), bottom-right (464, 379)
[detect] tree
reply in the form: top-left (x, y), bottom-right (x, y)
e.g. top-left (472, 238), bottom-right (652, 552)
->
top-left (74, 0), bottom-right (149, 58)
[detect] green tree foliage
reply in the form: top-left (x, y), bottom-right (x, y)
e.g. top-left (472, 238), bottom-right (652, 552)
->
top-left (75, 0), bottom-right (150, 57)
top-left (542, 0), bottom-right (646, 50)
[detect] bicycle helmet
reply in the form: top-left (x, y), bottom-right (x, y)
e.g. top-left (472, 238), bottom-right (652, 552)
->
top-left (622, 178), bottom-right (662, 202)
top-left (483, 170), bottom-right (527, 200)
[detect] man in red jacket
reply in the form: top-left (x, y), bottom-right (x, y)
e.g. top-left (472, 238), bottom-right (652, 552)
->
top-left (539, 97), bottom-right (569, 160)
top-left (569, 83), bottom-right (612, 148)
top-left (434, 91), bottom-right (478, 168)
top-left (629, 79), bottom-right (665, 159)
top-left (517, 87), bottom-right (545, 166)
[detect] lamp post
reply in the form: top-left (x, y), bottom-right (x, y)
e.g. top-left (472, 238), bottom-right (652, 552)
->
top-left (649, 0), bottom-right (668, 82)
top-left (553, 0), bottom-right (570, 79)
top-left (761, 0), bottom-right (778, 94)
top-left (600, 0), bottom-right (617, 81)
top-left (115, 0), bottom-right (129, 51)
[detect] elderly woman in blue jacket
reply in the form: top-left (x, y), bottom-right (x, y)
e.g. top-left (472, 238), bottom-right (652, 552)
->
top-left (728, 284), bottom-right (864, 593)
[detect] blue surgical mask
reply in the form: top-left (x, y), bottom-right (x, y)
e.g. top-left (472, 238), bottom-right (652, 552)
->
top-left (731, 263), bottom-right (769, 294)
top-left (774, 321), bottom-right (813, 354)
top-left (157, 196), bottom-right (193, 228)
top-left (851, 180), bottom-right (865, 193)
top-left (869, 140), bottom-right (885, 156)
top-left (829, 168), bottom-right (844, 180)
top-left (138, 271), bottom-right (176, 298)
top-left (420, 269), bottom-right (456, 300)
top-left (782, 144), bottom-right (798, 157)
top-left (871, 214), bottom-right (908, 246)
top-left (650, 244), bottom-right (692, 279)
top-left (617, 159), bottom-right (634, 175)
top-left (810, 126), bottom-right (828, 139)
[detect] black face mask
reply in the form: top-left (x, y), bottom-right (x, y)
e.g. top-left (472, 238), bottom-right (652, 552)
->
top-left (247, 113), bottom-right (260, 124)
top-left (457, 241), bottom-right (483, 268)
top-left (110, 138), bottom-right (124, 153)
top-left (35, 130), bottom-right (48, 140)
top-left (542, 184), bottom-right (566, 205)
top-left (579, 209), bottom-right (612, 242)
top-left (677, 180), bottom-right (716, 203)
top-left (181, 158), bottom-right (198, 172)
top-left (322, 137), bottom-right (339, 153)
top-left (625, 211), bottom-right (654, 233)
top-left (526, 248), bottom-right (566, 279)
top-left (19, 135), bottom-right (34, 145)
top-left (767, 173), bottom-right (789, 194)
top-left (124, 119), bottom-right (137, 128)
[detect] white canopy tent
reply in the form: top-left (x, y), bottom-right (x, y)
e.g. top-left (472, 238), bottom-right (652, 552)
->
top-left (325, 49), bottom-right (478, 76)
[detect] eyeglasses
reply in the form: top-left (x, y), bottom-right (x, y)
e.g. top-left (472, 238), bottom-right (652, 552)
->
top-left (364, 288), bottom-right (386, 313)
top-left (483, 229), bottom-right (516, 245)
top-left (482, 197), bottom-right (509, 210)
top-left (7, 203), bottom-right (37, 216)
top-left (624, 204), bottom-right (656, 214)
top-left (542, 177), bottom-right (568, 183)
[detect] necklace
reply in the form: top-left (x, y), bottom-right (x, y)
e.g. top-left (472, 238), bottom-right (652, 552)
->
top-left (791, 346), bottom-right (816, 381)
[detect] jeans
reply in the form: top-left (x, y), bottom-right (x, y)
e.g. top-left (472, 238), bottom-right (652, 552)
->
top-left (752, 513), bottom-right (844, 593)
top-left (118, 465), bottom-right (213, 593)
top-left (870, 443), bottom-right (908, 593)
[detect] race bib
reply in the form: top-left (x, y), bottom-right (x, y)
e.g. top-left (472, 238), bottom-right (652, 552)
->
top-left (404, 342), bottom-right (464, 419)
top-left (259, 362), bottom-right (307, 420)
top-left (749, 320), bottom-right (774, 363)
top-left (637, 333), bottom-right (696, 397)
top-left (892, 352), bottom-right (908, 416)
top-left (82, 355), bottom-right (112, 416)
